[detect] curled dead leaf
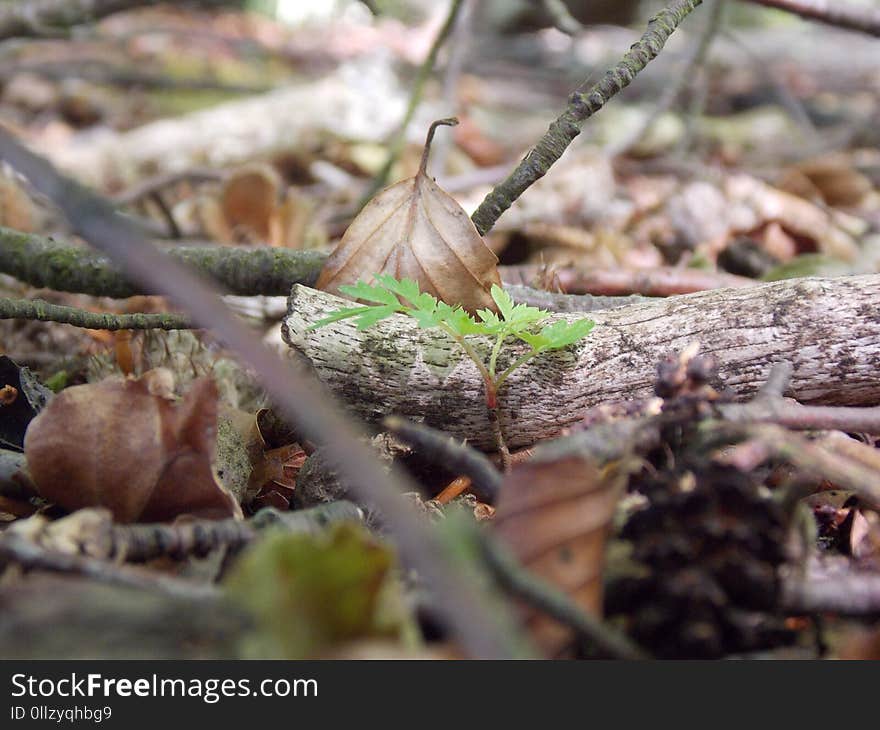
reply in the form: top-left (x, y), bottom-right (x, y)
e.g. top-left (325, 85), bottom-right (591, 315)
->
top-left (24, 370), bottom-right (242, 523)
top-left (316, 118), bottom-right (501, 313)
top-left (221, 163), bottom-right (280, 241)
top-left (493, 455), bottom-right (622, 658)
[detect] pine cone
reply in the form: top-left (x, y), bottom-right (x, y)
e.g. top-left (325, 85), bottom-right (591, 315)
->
top-left (606, 430), bottom-right (795, 658)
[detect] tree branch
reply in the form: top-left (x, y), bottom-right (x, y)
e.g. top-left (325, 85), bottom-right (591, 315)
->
top-left (284, 276), bottom-right (880, 450)
top-left (746, 0), bottom-right (880, 38)
top-left (480, 534), bottom-right (649, 660)
top-left (470, 0), bottom-right (704, 235)
top-left (0, 228), bottom-right (666, 307)
top-left (610, 0), bottom-right (725, 157)
top-left (0, 0), bottom-right (234, 40)
top-left (0, 297), bottom-right (192, 330)
top-left (383, 416), bottom-right (501, 502)
top-left (0, 227), bottom-right (325, 298)
top-left (0, 534), bottom-right (219, 601)
top-left (113, 502), bottom-right (363, 562)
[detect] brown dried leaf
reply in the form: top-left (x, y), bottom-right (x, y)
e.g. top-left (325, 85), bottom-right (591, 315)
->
top-left (220, 164), bottom-right (281, 242)
top-left (24, 370), bottom-right (241, 523)
top-left (0, 171), bottom-right (39, 232)
top-left (316, 119), bottom-right (501, 313)
top-left (269, 189), bottom-right (315, 248)
top-left (780, 154), bottom-right (873, 208)
top-left (493, 455), bottom-right (622, 658)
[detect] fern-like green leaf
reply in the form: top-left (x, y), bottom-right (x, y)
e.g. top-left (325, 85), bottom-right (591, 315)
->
top-left (352, 305), bottom-right (400, 330)
top-left (490, 283), bottom-right (515, 320)
top-left (308, 306), bottom-right (375, 330)
top-left (339, 281), bottom-right (400, 307)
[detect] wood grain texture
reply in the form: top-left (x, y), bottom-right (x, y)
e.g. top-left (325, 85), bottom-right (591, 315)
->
top-left (283, 275), bottom-right (880, 450)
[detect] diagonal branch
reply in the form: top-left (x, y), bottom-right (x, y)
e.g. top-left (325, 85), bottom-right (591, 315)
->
top-left (470, 0), bottom-right (704, 236)
top-left (746, 0), bottom-right (880, 38)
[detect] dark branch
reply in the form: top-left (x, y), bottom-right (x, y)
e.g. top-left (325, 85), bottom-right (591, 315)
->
top-left (480, 534), bottom-right (649, 660)
top-left (383, 416), bottom-right (501, 503)
top-left (747, 0), bottom-right (880, 38)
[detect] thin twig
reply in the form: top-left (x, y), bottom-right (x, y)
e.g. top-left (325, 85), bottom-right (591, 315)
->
top-left (471, 0), bottom-right (705, 236)
top-left (709, 421), bottom-right (880, 509)
top-left (0, 228), bottom-right (655, 311)
top-left (480, 534), bottom-right (649, 660)
top-left (113, 168), bottom-right (224, 207)
top-left (0, 127), bottom-right (525, 659)
top-left (609, 0), bottom-right (725, 157)
top-left (147, 191), bottom-right (181, 239)
top-left (113, 501), bottom-right (363, 562)
top-left (747, 0), bottom-right (880, 38)
top-left (0, 297), bottom-right (192, 330)
top-left (358, 0), bottom-right (465, 207)
top-left (541, 0), bottom-right (585, 36)
top-left (382, 416), bottom-right (501, 502)
top-left (0, 534), bottom-right (219, 601)
top-left (756, 361), bottom-right (794, 399)
top-left (431, 0), bottom-right (474, 175)
top-left (718, 361), bottom-right (880, 434)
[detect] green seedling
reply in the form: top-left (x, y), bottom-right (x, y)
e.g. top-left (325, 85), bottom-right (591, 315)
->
top-left (308, 275), bottom-right (594, 410)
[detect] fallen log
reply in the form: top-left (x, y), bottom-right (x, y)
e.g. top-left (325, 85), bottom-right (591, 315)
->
top-left (283, 275), bottom-right (880, 450)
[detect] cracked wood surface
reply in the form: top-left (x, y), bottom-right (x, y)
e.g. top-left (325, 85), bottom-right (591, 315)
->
top-left (283, 275), bottom-right (880, 450)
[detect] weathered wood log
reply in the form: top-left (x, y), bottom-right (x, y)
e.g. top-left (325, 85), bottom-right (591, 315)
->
top-left (282, 275), bottom-right (880, 450)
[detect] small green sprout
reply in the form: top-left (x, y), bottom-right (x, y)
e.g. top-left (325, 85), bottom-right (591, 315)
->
top-left (308, 275), bottom-right (594, 409)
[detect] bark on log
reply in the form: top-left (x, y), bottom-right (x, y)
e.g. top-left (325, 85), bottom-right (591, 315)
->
top-left (283, 275), bottom-right (880, 450)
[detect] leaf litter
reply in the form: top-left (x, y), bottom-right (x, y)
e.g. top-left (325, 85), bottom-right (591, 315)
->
top-left (3, 2), bottom-right (880, 660)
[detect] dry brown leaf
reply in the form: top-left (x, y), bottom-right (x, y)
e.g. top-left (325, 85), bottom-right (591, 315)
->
top-left (268, 189), bottom-right (315, 248)
top-left (316, 118), bottom-right (501, 313)
top-left (724, 174), bottom-right (861, 260)
top-left (493, 454), bottom-right (622, 658)
top-left (0, 171), bottom-right (39, 232)
top-left (453, 115), bottom-right (506, 167)
top-left (24, 370), bottom-right (242, 523)
top-left (220, 164), bottom-right (281, 242)
top-left (780, 154), bottom-right (873, 208)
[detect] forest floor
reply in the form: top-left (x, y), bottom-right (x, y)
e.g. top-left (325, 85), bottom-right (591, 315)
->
top-left (1, 1), bottom-right (880, 659)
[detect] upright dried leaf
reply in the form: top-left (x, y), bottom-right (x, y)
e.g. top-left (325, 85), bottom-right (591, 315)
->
top-left (24, 370), bottom-right (241, 523)
top-left (316, 119), bottom-right (501, 313)
top-left (493, 455), bottom-right (622, 658)
top-left (220, 164), bottom-right (281, 242)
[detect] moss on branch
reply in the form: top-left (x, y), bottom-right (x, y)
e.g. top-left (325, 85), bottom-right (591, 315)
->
top-left (0, 297), bottom-right (192, 330)
top-left (0, 227), bottom-right (325, 298)
top-left (470, 0), bottom-right (704, 235)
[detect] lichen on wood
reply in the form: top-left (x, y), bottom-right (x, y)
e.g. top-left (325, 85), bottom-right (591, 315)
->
top-left (283, 275), bottom-right (880, 450)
